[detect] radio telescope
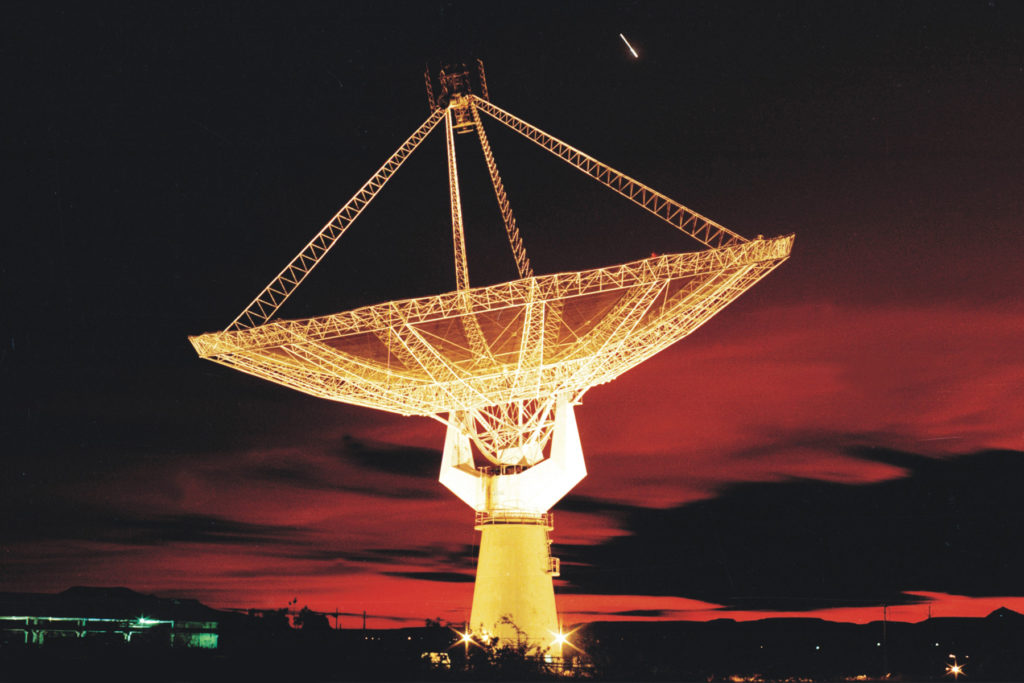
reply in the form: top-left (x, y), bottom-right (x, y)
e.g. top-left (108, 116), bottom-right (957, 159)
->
top-left (189, 61), bottom-right (793, 649)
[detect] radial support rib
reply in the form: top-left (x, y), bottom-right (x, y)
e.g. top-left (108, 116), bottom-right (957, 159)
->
top-left (471, 96), bottom-right (746, 250)
top-left (281, 339), bottom-right (418, 414)
top-left (516, 279), bottom-right (545, 382)
top-left (228, 107), bottom-right (447, 331)
top-left (375, 304), bottom-right (492, 411)
top-left (571, 281), bottom-right (667, 390)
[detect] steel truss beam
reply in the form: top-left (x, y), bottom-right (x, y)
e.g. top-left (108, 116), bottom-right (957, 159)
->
top-left (228, 107), bottom-right (447, 331)
top-left (445, 111), bottom-right (472, 292)
top-left (596, 259), bottom-right (790, 386)
top-left (470, 96), bottom-right (745, 249)
top-left (460, 396), bottom-right (558, 464)
top-left (190, 236), bottom-right (792, 423)
top-left (572, 280), bottom-right (667, 376)
top-left (470, 103), bottom-right (532, 279)
top-left (193, 237), bottom-right (792, 359)
top-left (516, 279), bottom-right (545, 381)
top-left (193, 85), bottom-right (794, 459)
top-left (445, 110), bottom-right (493, 363)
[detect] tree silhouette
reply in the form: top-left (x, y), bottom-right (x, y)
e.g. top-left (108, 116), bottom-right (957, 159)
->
top-left (295, 606), bottom-right (330, 632)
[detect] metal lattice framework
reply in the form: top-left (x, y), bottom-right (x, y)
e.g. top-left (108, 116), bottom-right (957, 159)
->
top-left (227, 107), bottom-right (447, 331)
top-left (190, 66), bottom-right (793, 463)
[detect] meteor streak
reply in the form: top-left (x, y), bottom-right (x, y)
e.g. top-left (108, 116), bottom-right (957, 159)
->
top-left (619, 33), bottom-right (639, 58)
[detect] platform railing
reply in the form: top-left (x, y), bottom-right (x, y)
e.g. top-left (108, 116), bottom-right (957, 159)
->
top-left (474, 510), bottom-right (553, 529)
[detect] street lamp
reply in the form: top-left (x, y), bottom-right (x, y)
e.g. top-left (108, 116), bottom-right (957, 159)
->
top-left (946, 653), bottom-right (965, 680)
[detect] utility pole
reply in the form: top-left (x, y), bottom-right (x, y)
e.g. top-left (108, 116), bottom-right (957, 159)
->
top-left (882, 603), bottom-right (888, 675)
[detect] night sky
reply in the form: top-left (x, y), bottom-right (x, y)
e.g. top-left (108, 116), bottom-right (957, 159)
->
top-left (4, 1), bottom-right (1023, 628)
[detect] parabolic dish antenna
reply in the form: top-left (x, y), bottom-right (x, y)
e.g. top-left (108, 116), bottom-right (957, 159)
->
top-left (190, 61), bottom-right (793, 650)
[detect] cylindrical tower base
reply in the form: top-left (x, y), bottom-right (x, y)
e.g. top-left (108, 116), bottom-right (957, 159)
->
top-left (469, 512), bottom-right (559, 650)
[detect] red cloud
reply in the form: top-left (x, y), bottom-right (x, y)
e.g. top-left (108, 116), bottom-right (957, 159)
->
top-left (7, 302), bottom-right (1022, 625)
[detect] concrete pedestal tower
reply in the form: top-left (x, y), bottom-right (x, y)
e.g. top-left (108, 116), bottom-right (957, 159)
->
top-left (440, 395), bottom-right (586, 648)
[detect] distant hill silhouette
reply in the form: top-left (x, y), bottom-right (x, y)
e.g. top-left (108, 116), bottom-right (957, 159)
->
top-left (986, 605), bottom-right (1024, 623)
top-left (0, 586), bottom-right (225, 621)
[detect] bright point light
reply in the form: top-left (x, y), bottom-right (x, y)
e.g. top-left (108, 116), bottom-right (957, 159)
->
top-left (945, 654), bottom-right (966, 679)
top-left (549, 627), bottom-right (581, 653)
top-left (450, 628), bottom-right (479, 650)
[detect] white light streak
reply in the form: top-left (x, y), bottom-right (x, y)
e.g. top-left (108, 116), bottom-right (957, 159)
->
top-left (619, 33), bottom-right (639, 59)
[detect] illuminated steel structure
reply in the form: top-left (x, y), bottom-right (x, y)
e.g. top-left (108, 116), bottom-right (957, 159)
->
top-left (189, 62), bottom-right (793, 648)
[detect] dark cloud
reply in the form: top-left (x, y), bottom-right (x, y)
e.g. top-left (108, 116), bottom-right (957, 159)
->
top-left (334, 436), bottom-right (440, 479)
top-left (252, 463), bottom-right (336, 488)
top-left (5, 364), bottom-right (342, 460)
top-left (369, 547), bottom-right (441, 559)
top-left (0, 503), bottom-right (305, 548)
top-left (559, 495), bottom-right (646, 516)
top-left (613, 609), bottom-right (671, 618)
top-left (113, 513), bottom-right (307, 547)
top-left (561, 450), bottom-right (1024, 611)
top-left (368, 546), bottom-right (477, 569)
top-left (240, 454), bottom-right (441, 500)
top-left (333, 482), bottom-right (441, 501)
top-left (222, 564), bottom-right (366, 579)
top-left (259, 545), bottom-right (478, 574)
top-left (382, 571), bottom-right (475, 584)
top-left (265, 547), bottom-right (376, 563)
